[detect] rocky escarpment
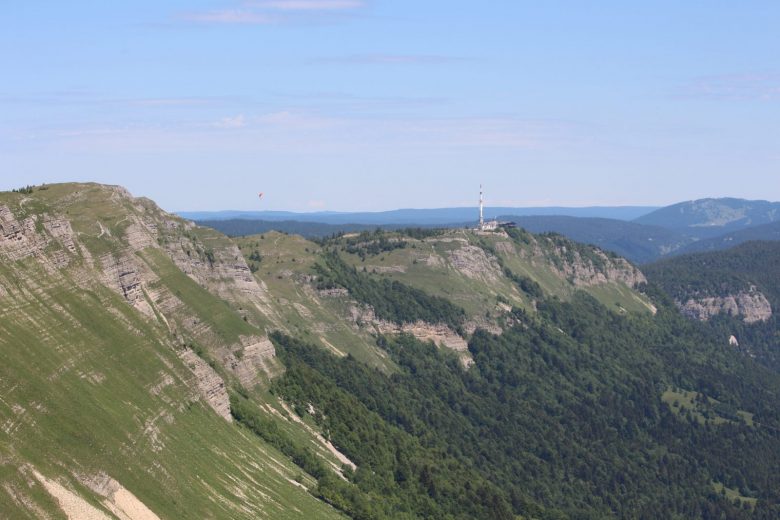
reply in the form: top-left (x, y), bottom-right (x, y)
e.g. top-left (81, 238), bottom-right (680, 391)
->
top-left (347, 303), bottom-right (474, 365)
top-left (677, 288), bottom-right (772, 323)
top-left (447, 243), bottom-right (503, 283)
top-left (99, 252), bottom-right (156, 318)
top-left (222, 336), bottom-right (277, 389)
top-left (163, 231), bottom-right (282, 327)
top-left (544, 245), bottom-right (646, 288)
top-left (0, 205), bottom-right (73, 269)
top-left (179, 348), bottom-right (232, 422)
top-left (493, 235), bottom-right (646, 289)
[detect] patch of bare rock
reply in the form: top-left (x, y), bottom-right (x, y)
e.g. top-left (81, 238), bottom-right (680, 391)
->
top-left (179, 348), bottom-right (232, 422)
top-left (678, 288), bottom-right (772, 323)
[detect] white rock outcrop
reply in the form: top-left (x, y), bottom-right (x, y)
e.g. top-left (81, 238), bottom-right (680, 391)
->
top-left (678, 290), bottom-right (772, 324)
top-left (448, 245), bottom-right (502, 283)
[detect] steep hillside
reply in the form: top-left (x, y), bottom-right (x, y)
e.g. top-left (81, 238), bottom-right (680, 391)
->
top-left (4, 183), bottom-right (780, 519)
top-left (0, 183), bottom-right (344, 519)
top-left (233, 227), bottom-right (654, 368)
top-left (635, 198), bottom-right (780, 238)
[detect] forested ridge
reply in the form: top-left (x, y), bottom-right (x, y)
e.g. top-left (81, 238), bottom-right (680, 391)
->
top-left (224, 227), bottom-right (780, 518)
top-left (255, 288), bottom-right (780, 519)
top-left (644, 241), bottom-right (780, 303)
top-left (646, 240), bottom-right (780, 376)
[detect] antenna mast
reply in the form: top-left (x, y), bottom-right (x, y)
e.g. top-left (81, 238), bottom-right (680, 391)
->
top-left (479, 184), bottom-right (484, 230)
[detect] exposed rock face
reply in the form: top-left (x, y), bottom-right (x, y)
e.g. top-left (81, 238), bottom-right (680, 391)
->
top-left (223, 336), bottom-right (277, 389)
top-left (164, 240), bottom-right (281, 325)
top-left (677, 290), bottom-right (772, 323)
top-left (123, 218), bottom-right (157, 250)
top-left (319, 288), bottom-right (349, 297)
top-left (370, 265), bottom-right (407, 274)
top-left (463, 318), bottom-right (503, 336)
top-left (43, 216), bottom-right (77, 255)
top-left (99, 253), bottom-right (155, 318)
top-left (0, 205), bottom-right (46, 261)
top-left (348, 303), bottom-right (472, 364)
top-left (179, 349), bottom-right (232, 422)
top-left (0, 206), bottom-right (84, 271)
top-left (448, 245), bottom-right (502, 283)
top-left (494, 234), bottom-right (646, 289)
top-left (550, 247), bottom-right (646, 288)
top-left (379, 321), bottom-right (469, 352)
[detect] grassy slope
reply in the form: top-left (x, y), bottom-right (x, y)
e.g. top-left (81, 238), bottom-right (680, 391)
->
top-left (0, 261), bottom-right (342, 519)
top-left (341, 231), bottom-right (529, 317)
top-left (235, 233), bottom-right (395, 371)
top-left (0, 185), bottom-right (343, 519)
top-left (328, 229), bottom-right (654, 319)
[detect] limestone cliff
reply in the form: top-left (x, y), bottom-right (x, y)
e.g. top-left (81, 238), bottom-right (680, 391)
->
top-left (677, 288), bottom-right (772, 323)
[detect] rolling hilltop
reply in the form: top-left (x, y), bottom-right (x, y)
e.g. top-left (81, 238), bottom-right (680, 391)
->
top-left (2, 183), bottom-right (780, 518)
top-left (635, 198), bottom-right (780, 238)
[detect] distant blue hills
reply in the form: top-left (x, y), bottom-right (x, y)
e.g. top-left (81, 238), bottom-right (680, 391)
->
top-left (178, 205), bottom-right (658, 225)
top-left (185, 198), bottom-right (780, 264)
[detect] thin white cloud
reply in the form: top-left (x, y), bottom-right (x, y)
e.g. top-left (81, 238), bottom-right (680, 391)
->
top-left (182, 0), bottom-right (364, 24)
top-left (19, 110), bottom-right (571, 156)
top-left (256, 111), bottom-right (340, 130)
top-left (255, 0), bottom-right (364, 10)
top-left (681, 73), bottom-right (780, 101)
top-left (132, 97), bottom-right (215, 107)
top-left (314, 54), bottom-right (467, 65)
top-left (214, 115), bottom-right (247, 129)
top-left (182, 10), bottom-right (276, 24)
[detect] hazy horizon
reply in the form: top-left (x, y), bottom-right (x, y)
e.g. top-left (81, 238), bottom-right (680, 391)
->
top-left (1, 179), bottom-right (776, 214)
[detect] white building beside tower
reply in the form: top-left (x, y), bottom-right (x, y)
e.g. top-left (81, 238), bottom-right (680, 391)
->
top-left (478, 185), bottom-right (499, 231)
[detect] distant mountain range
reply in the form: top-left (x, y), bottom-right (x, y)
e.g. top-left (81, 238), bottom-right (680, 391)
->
top-left (514, 199), bottom-right (780, 263)
top-left (179, 205), bottom-right (658, 225)
top-left (189, 198), bottom-right (780, 264)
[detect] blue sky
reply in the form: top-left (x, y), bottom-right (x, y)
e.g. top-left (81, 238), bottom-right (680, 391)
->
top-left (1, 1), bottom-right (779, 211)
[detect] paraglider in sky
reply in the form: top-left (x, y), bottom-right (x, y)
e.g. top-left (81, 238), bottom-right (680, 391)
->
top-left (258, 192), bottom-right (264, 200)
